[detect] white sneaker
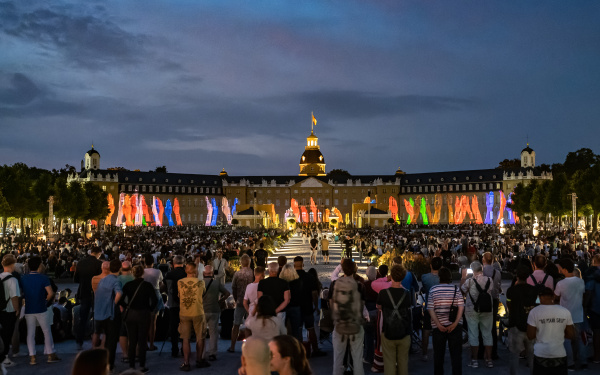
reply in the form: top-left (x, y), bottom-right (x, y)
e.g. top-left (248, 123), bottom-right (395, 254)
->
top-left (1, 359), bottom-right (14, 367)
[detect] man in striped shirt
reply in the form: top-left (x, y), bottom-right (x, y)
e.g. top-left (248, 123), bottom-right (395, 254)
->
top-left (428, 267), bottom-right (464, 375)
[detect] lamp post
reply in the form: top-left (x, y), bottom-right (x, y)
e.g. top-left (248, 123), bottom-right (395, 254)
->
top-left (253, 190), bottom-right (257, 229)
top-left (569, 193), bottom-right (577, 228)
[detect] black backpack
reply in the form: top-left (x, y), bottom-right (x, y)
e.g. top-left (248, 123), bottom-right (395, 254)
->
top-left (382, 288), bottom-right (410, 340)
top-left (469, 278), bottom-right (493, 313)
top-left (0, 274), bottom-right (14, 311)
top-left (529, 274), bottom-right (549, 295)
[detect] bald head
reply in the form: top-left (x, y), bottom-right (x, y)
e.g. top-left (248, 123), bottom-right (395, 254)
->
top-left (241, 337), bottom-right (270, 375)
top-left (268, 262), bottom-right (279, 276)
top-left (101, 261), bottom-right (110, 274)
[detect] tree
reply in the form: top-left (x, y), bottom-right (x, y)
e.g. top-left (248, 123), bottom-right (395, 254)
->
top-left (509, 180), bottom-right (537, 218)
top-left (155, 166), bottom-right (167, 173)
top-left (543, 173), bottom-right (569, 222)
top-left (496, 158), bottom-right (521, 170)
top-left (573, 164), bottom-right (600, 231)
top-left (562, 148), bottom-right (598, 178)
top-left (84, 183), bottom-right (108, 231)
top-left (326, 169), bottom-right (351, 178)
top-left (531, 181), bottom-right (550, 228)
top-left (0, 163), bottom-right (35, 237)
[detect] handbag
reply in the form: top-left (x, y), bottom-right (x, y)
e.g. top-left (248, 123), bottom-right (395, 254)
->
top-left (122, 281), bottom-right (143, 321)
top-left (214, 260), bottom-right (221, 275)
top-left (448, 286), bottom-right (459, 323)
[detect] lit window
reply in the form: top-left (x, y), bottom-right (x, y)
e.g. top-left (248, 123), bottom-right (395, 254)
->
top-left (102, 186), bottom-right (106, 191)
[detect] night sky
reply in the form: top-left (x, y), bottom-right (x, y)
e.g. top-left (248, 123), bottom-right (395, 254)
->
top-left (1, 1), bottom-right (599, 176)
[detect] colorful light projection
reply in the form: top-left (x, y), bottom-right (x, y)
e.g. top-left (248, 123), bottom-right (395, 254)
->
top-left (232, 198), bottom-right (239, 216)
top-left (412, 197), bottom-right (422, 223)
top-left (332, 207), bottom-right (343, 223)
top-left (404, 198), bottom-right (414, 224)
top-left (300, 206), bottom-right (308, 223)
top-left (497, 191), bottom-right (506, 225)
top-left (345, 213), bottom-right (350, 224)
top-left (151, 196), bottom-right (161, 226)
top-left (485, 192), bottom-right (494, 224)
top-left (205, 196), bottom-right (212, 226)
top-left (389, 197), bottom-right (398, 222)
top-left (471, 195), bottom-right (484, 224)
top-left (222, 197), bottom-right (232, 225)
top-left (157, 198), bottom-right (164, 226)
top-left (173, 198), bottom-right (182, 225)
top-left (325, 209), bottom-right (330, 222)
top-left (506, 193), bottom-right (516, 225)
top-left (164, 199), bottom-right (174, 226)
top-left (310, 198), bottom-right (317, 222)
top-left (432, 194), bottom-right (442, 224)
top-left (211, 198), bottom-right (218, 226)
top-left (140, 195), bottom-right (150, 226)
top-left (291, 199), bottom-right (300, 223)
top-left (106, 194), bottom-right (115, 224)
top-left (420, 197), bottom-right (429, 225)
top-left (447, 194), bottom-right (454, 224)
top-left (115, 193), bottom-right (125, 226)
top-left (123, 195), bottom-right (133, 226)
top-left (132, 194), bottom-right (140, 226)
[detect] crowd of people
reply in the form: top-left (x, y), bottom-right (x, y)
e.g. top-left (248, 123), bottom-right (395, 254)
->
top-left (1, 223), bottom-right (600, 375)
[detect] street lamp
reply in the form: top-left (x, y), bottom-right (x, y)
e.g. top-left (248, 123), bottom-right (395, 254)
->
top-left (253, 190), bottom-right (257, 229)
top-left (367, 190), bottom-right (371, 228)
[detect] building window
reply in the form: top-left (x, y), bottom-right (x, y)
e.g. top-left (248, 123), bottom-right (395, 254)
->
top-left (418, 186), bottom-right (422, 192)
top-left (468, 184), bottom-right (472, 191)
top-left (212, 188), bottom-right (215, 194)
top-left (162, 186), bottom-right (166, 193)
top-left (343, 199), bottom-right (347, 205)
top-left (276, 199), bottom-right (280, 206)
top-left (194, 199), bottom-right (198, 207)
top-left (193, 187), bottom-right (197, 193)
top-left (217, 188), bottom-right (221, 194)
top-left (165, 179), bottom-right (169, 183)
top-left (325, 198), bottom-right (329, 205)
top-left (382, 188), bottom-right (386, 193)
top-left (334, 190), bottom-right (338, 194)
top-left (449, 185), bottom-right (453, 192)
top-left (101, 185), bottom-right (106, 191)
top-left (168, 186), bottom-right (172, 192)
top-left (443, 185), bottom-right (447, 192)
top-left (412, 187), bottom-right (416, 193)
top-left (128, 185), bottom-right (132, 192)
top-left (496, 183), bottom-right (501, 190)
top-left (425, 186), bottom-right (428, 193)
top-left (175, 187), bottom-right (179, 193)
top-left (401, 187), bottom-right (405, 193)
top-left (475, 184), bottom-right (479, 190)
top-left (142, 186), bottom-right (146, 192)
top-left (462, 184), bottom-right (466, 191)
top-left (285, 199), bottom-right (289, 207)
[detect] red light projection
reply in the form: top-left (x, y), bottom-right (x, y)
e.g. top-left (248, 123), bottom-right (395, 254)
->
top-left (389, 197), bottom-right (398, 221)
top-left (123, 195), bottom-right (133, 226)
top-left (497, 191), bottom-right (506, 225)
top-left (332, 207), bottom-right (343, 223)
top-left (106, 194), bottom-right (115, 224)
top-left (471, 195), bottom-right (483, 224)
top-left (291, 199), bottom-right (300, 223)
top-left (432, 194), bottom-right (442, 224)
top-left (300, 206), bottom-right (308, 223)
top-left (174, 198), bottom-right (182, 226)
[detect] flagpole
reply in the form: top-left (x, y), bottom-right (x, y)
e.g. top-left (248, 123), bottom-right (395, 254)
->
top-left (311, 111), bottom-right (314, 133)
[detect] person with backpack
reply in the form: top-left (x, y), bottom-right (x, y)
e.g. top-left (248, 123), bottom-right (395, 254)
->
top-left (584, 254), bottom-right (600, 363)
top-left (481, 252), bottom-right (502, 360)
top-left (328, 259), bottom-right (365, 375)
top-left (428, 267), bottom-right (464, 375)
top-left (1, 254), bottom-right (20, 368)
top-left (527, 255), bottom-right (554, 292)
top-left (506, 266), bottom-right (538, 375)
top-left (460, 261), bottom-right (494, 368)
top-left (376, 265), bottom-right (412, 375)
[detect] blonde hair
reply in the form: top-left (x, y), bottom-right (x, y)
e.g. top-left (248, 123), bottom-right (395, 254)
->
top-left (279, 263), bottom-right (299, 282)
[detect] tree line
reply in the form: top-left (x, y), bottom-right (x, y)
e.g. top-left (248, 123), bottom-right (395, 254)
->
top-left (0, 163), bottom-right (108, 237)
top-left (509, 148), bottom-right (600, 231)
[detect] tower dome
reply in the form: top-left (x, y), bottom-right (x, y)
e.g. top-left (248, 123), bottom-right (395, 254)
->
top-left (299, 128), bottom-right (326, 176)
top-left (520, 143), bottom-right (535, 168)
top-left (84, 144), bottom-right (100, 170)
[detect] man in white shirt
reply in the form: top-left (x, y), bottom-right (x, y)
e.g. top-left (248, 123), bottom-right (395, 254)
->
top-left (527, 287), bottom-right (575, 375)
top-left (554, 258), bottom-right (587, 370)
top-left (1, 255), bottom-right (21, 368)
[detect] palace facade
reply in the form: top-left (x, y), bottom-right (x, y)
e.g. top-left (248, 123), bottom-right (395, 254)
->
top-left (69, 128), bottom-right (552, 228)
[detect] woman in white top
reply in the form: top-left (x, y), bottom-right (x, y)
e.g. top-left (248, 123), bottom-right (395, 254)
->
top-left (245, 295), bottom-right (286, 342)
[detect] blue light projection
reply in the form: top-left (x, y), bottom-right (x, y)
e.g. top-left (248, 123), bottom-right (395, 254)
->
top-left (485, 192), bottom-right (494, 224)
top-left (165, 199), bottom-right (175, 226)
top-left (232, 198), bottom-right (239, 216)
top-left (211, 198), bottom-right (218, 226)
top-left (506, 193), bottom-right (516, 225)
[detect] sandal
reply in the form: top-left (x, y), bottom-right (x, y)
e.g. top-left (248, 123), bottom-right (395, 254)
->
top-left (121, 357), bottom-right (129, 363)
top-left (486, 360), bottom-right (494, 368)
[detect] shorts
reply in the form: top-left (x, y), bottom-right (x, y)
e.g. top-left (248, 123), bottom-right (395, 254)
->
top-left (322, 250), bottom-right (329, 256)
top-left (465, 310), bottom-right (493, 346)
top-left (422, 309), bottom-right (432, 330)
top-left (589, 310), bottom-right (600, 330)
top-left (95, 319), bottom-right (110, 334)
top-left (178, 315), bottom-right (206, 340)
top-left (233, 305), bottom-right (247, 325)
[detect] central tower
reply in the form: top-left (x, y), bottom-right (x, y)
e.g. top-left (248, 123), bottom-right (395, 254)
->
top-left (299, 128), bottom-right (326, 176)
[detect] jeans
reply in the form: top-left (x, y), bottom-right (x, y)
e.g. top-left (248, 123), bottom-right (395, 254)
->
top-left (169, 307), bottom-right (180, 355)
top-left (508, 327), bottom-right (534, 375)
top-left (286, 306), bottom-right (303, 342)
top-left (98, 318), bottom-right (121, 369)
top-left (432, 326), bottom-right (463, 375)
top-left (77, 298), bottom-right (93, 345)
top-left (0, 311), bottom-right (17, 358)
top-left (25, 311), bottom-right (55, 356)
top-left (364, 309), bottom-right (378, 363)
top-left (332, 327), bottom-right (364, 375)
top-left (125, 309), bottom-right (150, 369)
top-left (381, 335), bottom-right (410, 375)
top-left (564, 322), bottom-right (587, 368)
top-left (205, 313), bottom-right (220, 357)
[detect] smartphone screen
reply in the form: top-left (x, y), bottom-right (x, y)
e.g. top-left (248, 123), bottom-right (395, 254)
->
top-left (467, 269), bottom-right (473, 275)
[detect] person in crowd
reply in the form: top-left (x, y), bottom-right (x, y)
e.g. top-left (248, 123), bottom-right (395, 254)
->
top-left (480, 252), bottom-right (502, 359)
top-left (257, 262), bottom-right (291, 329)
top-left (363, 266), bottom-right (378, 365)
top-left (73, 247), bottom-right (102, 350)
top-left (202, 265), bottom-right (230, 362)
top-left (118, 261), bottom-right (134, 362)
top-left (244, 266), bottom-right (265, 316)
top-left (178, 261), bottom-right (208, 371)
top-left (0, 255), bottom-right (20, 368)
top-left (277, 256), bottom-right (287, 276)
top-left (21, 256), bottom-right (60, 365)
top-left (244, 296), bottom-right (286, 342)
top-left (93, 259), bottom-right (123, 371)
top-left (238, 337), bottom-right (271, 375)
top-left (428, 267), bottom-right (464, 375)
top-left (254, 244), bottom-right (269, 269)
top-left (329, 259), bottom-right (365, 375)
top-left (309, 235), bottom-right (319, 265)
top-left (554, 258), bottom-right (586, 370)
top-left (527, 287), bottom-right (576, 375)
top-left (279, 264), bottom-right (302, 339)
top-left (91, 261), bottom-right (110, 293)
top-left (164, 255), bottom-right (186, 358)
top-left (506, 266), bottom-right (537, 375)
top-left (120, 264), bottom-right (158, 373)
top-left (528, 254), bottom-right (554, 291)
top-left (420, 256), bottom-right (441, 361)
top-left (460, 260), bottom-right (494, 368)
top-left (269, 335), bottom-right (313, 375)
top-left (229, 254), bottom-right (254, 352)
top-left (212, 250), bottom-right (229, 285)
top-left (142, 254), bottom-right (164, 351)
top-left (376, 264), bottom-right (412, 375)
top-left (321, 235), bottom-right (330, 265)
top-left (584, 254), bottom-right (600, 363)
top-left (293, 256), bottom-right (326, 357)
top-left (71, 348), bottom-right (109, 375)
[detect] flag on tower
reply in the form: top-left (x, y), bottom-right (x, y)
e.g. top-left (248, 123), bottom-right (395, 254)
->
top-left (312, 112), bottom-right (317, 126)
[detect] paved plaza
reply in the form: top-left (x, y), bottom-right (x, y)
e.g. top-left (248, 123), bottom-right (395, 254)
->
top-left (5, 235), bottom-right (597, 374)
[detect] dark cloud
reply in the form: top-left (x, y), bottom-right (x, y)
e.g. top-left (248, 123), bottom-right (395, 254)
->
top-left (266, 90), bottom-right (477, 119)
top-left (0, 73), bottom-right (41, 105)
top-left (1, 2), bottom-right (148, 70)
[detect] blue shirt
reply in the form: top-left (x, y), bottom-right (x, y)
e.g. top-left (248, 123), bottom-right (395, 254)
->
top-left (94, 274), bottom-right (123, 320)
top-left (421, 272), bottom-right (440, 307)
top-left (21, 273), bottom-right (51, 314)
top-left (585, 267), bottom-right (600, 314)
